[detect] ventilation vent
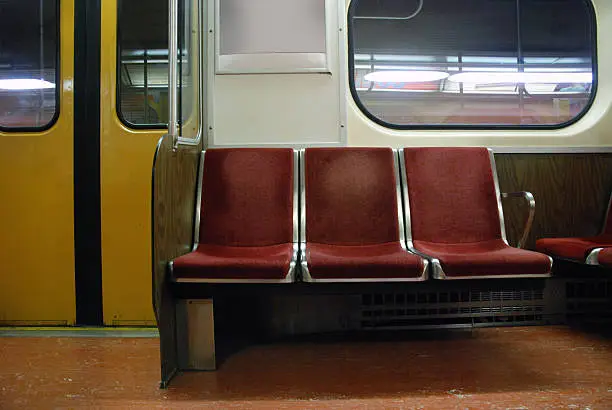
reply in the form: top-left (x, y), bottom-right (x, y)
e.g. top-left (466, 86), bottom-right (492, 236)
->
top-left (566, 280), bottom-right (612, 323)
top-left (361, 288), bottom-right (546, 330)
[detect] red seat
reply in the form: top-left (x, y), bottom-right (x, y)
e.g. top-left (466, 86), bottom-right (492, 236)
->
top-left (594, 248), bottom-right (612, 267)
top-left (535, 198), bottom-right (612, 263)
top-left (302, 148), bottom-right (426, 282)
top-left (402, 147), bottom-right (552, 279)
top-left (536, 235), bottom-right (612, 262)
top-left (172, 148), bottom-right (297, 283)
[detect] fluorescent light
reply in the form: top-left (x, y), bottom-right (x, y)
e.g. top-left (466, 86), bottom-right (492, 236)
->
top-left (354, 54), bottom-right (372, 61)
top-left (123, 59), bottom-right (171, 64)
top-left (122, 49), bottom-right (169, 57)
top-left (448, 72), bottom-right (592, 84)
top-left (524, 67), bottom-right (585, 73)
top-left (524, 57), bottom-right (589, 64)
top-left (0, 79), bottom-right (55, 90)
top-left (462, 56), bottom-right (517, 64)
top-left (373, 54), bottom-right (436, 62)
top-left (372, 65), bottom-right (440, 71)
top-left (462, 67), bottom-right (520, 73)
top-left (364, 70), bottom-right (449, 83)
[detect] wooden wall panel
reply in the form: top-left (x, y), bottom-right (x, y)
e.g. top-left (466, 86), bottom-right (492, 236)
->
top-left (151, 135), bottom-right (201, 386)
top-left (152, 136), bottom-right (201, 293)
top-left (495, 153), bottom-right (612, 250)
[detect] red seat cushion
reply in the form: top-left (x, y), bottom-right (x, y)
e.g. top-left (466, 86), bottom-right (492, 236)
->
top-left (172, 243), bottom-right (294, 280)
top-left (595, 248), bottom-right (612, 267)
top-left (414, 239), bottom-right (552, 278)
top-left (535, 235), bottom-right (612, 261)
top-left (306, 242), bottom-right (425, 280)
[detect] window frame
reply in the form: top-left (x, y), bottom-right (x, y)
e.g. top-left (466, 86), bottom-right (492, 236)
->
top-left (0, 0), bottom-right (61, 133)
top-left (347, 0), bottom-right (599, 130)
top-left (115, 0), bottom-right (168, 130)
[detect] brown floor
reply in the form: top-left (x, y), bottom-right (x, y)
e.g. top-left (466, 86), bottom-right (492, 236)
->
top-left (1, 326), bottom-right (612, 409)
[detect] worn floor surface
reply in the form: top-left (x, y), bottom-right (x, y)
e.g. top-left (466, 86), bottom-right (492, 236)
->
top-left (1, 326), bottom-right (611, 409)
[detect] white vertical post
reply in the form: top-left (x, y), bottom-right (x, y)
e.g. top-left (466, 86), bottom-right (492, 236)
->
top-left (168, 0), bottom-right (179, 147)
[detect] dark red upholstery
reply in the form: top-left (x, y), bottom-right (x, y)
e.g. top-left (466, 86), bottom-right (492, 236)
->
top-left (415, 239), bottom-right (551, 277)
top-left (173, 243), bottom-right (293, 280)
top-left (403, 148), bottom-right (551, 278)
top-left (172, 148), bottom-right (295, 281)
top-left (305, 148), bottom-right (400, 245)
top-left (595, 248), bottom-right (612, 267)
top-left (199, 149), bottom-right (293, 246)
top-left (306, 242), bottom-right (424, 279)
top-left (404, 148), bottom-right (501, 244)
top-left (304, 148), bottom-right (425, 280)
top-left (535, 235), bottom-right (612, 262)
top-left (535, 196), bottom-right (612, 263)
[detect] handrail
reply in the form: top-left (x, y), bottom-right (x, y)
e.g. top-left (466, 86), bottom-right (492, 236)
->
top-left (353, 0), bottom-right (423, 21)
top-left (502, 191), bottom-right (535, 249)
top-left (168, 0), bottom-right (179, 148)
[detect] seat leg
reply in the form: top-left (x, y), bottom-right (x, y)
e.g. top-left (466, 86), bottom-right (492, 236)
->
top-left (177, 299), bottom-right (216, 371)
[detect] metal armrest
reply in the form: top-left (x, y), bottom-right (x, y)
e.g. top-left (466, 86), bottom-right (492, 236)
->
top-left (501, 191), bottom-right (535, 249)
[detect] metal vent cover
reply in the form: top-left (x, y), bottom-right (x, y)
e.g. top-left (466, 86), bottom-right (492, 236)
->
top-left (361, 288), bottom-right (546, 330)
top-left (566, 279), bottom-right (612, 323)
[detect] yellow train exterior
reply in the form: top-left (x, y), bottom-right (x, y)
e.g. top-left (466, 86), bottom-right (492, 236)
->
top-left (0, 0), bottom-right (610, 325)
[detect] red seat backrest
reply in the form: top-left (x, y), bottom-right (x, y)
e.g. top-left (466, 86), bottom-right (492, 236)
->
top-left (403, 147), bottom-right (503, 244)
top-left (604, 194), bottom-right (612, 234)
top-left (304, 148), bottom-right (400, 245)
top-left (199, 148), bottom-right (294, 247)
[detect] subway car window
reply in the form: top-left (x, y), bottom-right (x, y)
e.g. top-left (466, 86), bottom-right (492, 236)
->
top-left (0, 0), bottom-right (59, 130)
top-left (117, 0), bottom-right (168, 127)
top-left (349, 0), bottom-right (596, 128)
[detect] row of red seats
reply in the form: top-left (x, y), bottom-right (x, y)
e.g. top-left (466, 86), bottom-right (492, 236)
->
top-left (169, 147), bottom-right (556, 283)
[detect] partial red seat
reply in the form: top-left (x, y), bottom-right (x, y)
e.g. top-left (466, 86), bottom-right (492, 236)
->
top-left (535, 197), bottom-right (612, 264)
top-left (301, 148), bottom-right (427, 282)
top-left (401, 147), bottom-right (552, 279)
top-left (536, 236), bottom-right (612, 263)
top-left (171, 148), bottom-right (298, 283)
top-left (594, 248), bottom-right (612, 267)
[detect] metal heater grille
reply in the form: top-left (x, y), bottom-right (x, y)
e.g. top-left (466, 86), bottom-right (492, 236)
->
top-left (566, 279), bottom-right (612, 323)
top-left (361, 288), bottom-right (546, 330)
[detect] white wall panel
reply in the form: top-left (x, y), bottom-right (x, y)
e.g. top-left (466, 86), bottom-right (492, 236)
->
top-left (208, 0), bottom-right (346, 147)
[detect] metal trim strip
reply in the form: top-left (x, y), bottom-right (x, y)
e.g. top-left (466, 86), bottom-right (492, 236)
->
top-left (192, 151), bottom-right (206, 251)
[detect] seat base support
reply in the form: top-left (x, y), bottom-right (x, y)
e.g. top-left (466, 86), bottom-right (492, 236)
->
top-left (176, 299), bottom-right (216, 371)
